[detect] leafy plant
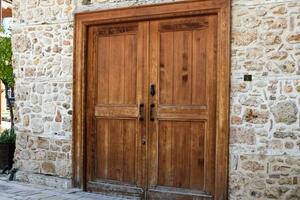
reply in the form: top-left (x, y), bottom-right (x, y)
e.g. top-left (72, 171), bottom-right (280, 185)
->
top-left (0, 129), bottom-right (15, 144)
top-left (0, 26), bottom-right (14, 129)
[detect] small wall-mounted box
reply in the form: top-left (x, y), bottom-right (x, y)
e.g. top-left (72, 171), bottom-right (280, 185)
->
top-left (244, 74), bottom-right (252, 82)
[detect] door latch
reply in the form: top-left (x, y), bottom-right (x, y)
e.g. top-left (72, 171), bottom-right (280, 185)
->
top-left (139, 103), bottom-right (144, 121)
top-left (150, 84), bottom-right (156, 96)
top-left (150, 103), bottom-right (155, 121)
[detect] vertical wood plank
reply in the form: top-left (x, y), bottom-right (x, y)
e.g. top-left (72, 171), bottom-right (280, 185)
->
top-left (123, 120), bottom-right (136, 183)
top-left (86, 27), bottom-right (97, 183)
top-left (215, 4), bottom-right (230, 199)
top-left (97, 37), bottom-right (110, 104)
top-left (139, 21), bottom-right (149, 188)
top-left (148, 20), bottom-right (159, 188)
top-left (96, 119), bottom-right (109, 179)
top-left (108, 120), bottom-right (124, 181)
top-left (204, 16), bottom-right (217, 194)
top-left (172, 122), bottom-right (191, 188)
top-left (190, 122), bottom-right (205, 190)
top-left (159, 32), bottom-right (174, 105)
top-left (158, 121), bottom-right (173, 186)
top-left (173, 31), bottom-right (192, 105)
top-left (135, 23), bottom-right (143, 188)
top-left (124, 35), bottom-right (137, 105)
top-left (109, 36), bottom-right (125, 104)
top-left (192, 30), bottom-right (207, 106)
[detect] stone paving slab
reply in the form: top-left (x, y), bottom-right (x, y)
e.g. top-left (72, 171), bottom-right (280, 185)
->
top-left (0, 177), bottom-right (139, 200)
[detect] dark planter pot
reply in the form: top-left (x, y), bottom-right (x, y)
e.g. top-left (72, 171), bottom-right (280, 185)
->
top-left (0, 143), bottom-right (15, 170)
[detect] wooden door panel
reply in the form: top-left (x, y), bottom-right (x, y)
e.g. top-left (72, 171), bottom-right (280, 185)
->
top-left (158, 121), bottom-right (206, 190)
top-left (173, 31), bottom-right (192, 105)
top-left (192, 30), bottom-right (208, 106)
top-left (86, 22), bottom-right (147, 197)
top-left (148, 15), bottom-right (217, 199)
top-left (97, 34), bottom-right (137, 105)
top-left (95, 119), bottom-right (137, 183)
top-left (159, 21), bottom-right (208, 106)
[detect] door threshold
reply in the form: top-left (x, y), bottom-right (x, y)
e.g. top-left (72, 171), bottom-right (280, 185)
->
top-left (87, 180), bottom-right (144, 198)
top-left (148, 186), bottom-right (213, 200)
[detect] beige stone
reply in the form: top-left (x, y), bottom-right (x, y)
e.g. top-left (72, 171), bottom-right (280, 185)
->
top-left (231, 115), bottom-right (242, 125)
top-left (265, 187), bottom-right (282, 199)
top-left (230, 127), bottom-right (256, 145)
top-left (31, 118), bottom-right (44, 133)
top-left (274, 132), bottom-right (297, 139)
top-left (285, 188), bottom-right (300, 200)
top-left (287, 34), bottom-right (300, 44)
top-left (12, 35), bottom-right (31, 53)
top-left (232, 30), bottom-right (257, 46)
top-left (62, 145), bottom-right (71, 153)
top-left (244, 109), bottom-right (269, 124)
top-left (36, 138), bottom-right (50, 150)
top-left (242, 161), bottom-right (265, 172)
top-left (23, 115), bottom-right (30, 126)
top-left (269, 51), bottom-right (288, 60)
top-left (271, 5), bottom-right (287, 15)
top-left (262, 33), bottom-right (282, 45)
top-left (264, 18), bottom-right (287, 30)
top-left (271, 101), bottom-right (298, 125)
top-left (278, 177), bottom-right (292, 185)
top-left (41, 162), bottom-right (55, 174)
top-left (280, 61), bottom-right (296, 73)
top-left (55, 111), bottom-right (62, 122)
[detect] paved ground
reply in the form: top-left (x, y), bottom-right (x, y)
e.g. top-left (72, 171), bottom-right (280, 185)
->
top-left (0, 176), bottom-right (138, 200)
top-left (0, 121), bottom-right (10, 132)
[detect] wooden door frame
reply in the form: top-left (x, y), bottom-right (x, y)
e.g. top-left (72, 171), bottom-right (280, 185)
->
top-left (73, 1), bottom-right (231, 199)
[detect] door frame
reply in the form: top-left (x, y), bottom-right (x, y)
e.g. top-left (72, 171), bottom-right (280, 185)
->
top-left (73, 1), bottom-right (231, 199)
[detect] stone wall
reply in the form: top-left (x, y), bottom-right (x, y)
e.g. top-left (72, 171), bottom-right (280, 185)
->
top-left (11, 0), bottom-right (300, 198)
top-left (230, 0), bottom-right (300, 199)
top-left (12, 0), bottom-right (74, 188)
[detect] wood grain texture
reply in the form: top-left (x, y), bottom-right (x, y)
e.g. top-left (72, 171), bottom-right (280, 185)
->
top-left (73, 1), bottom-right (230, 199)
top-left (173, 31), bottom-right (192, 105)
top-left (148, 15), bottom-right (219, 199)
top-left (214, 3), bottom-right (231, 199)
top-left (190, 122), bottom-right (206, 189)
top-left (86, 26), bottom-right (97, 183)
top-left (84, 22), bottom-right (145, 197)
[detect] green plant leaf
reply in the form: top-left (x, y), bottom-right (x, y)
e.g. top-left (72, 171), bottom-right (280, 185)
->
top-left (0, 129), bottom-right (15, 144)
top-left (0, 27), bottom-right (14, 87)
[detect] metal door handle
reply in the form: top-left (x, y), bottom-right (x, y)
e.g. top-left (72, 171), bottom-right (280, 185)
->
top-left (150, 84), bottom-right (156, 96)
top-left (139, 103), bottom-right (144, 121)
top-left (150, 103), bottom-right (155, 121)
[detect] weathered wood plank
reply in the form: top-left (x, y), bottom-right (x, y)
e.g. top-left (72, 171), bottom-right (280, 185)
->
top-left (159, 32), bottom-right (174, 105)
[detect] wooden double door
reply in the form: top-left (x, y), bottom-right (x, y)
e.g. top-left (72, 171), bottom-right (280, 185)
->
top-left (86, 15), bottom-right (218, 199)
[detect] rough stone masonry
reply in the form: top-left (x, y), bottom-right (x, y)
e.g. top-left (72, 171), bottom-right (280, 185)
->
top-left (10, 0), bottom-right (300, 199)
